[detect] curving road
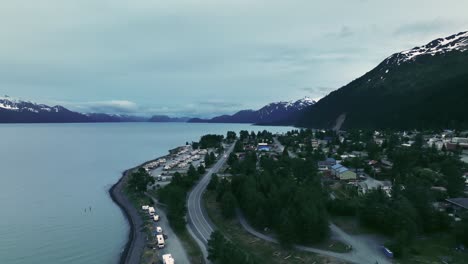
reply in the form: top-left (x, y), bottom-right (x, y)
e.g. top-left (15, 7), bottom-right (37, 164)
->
top-left (187, 139), bottom-right (391, 264)
top-left (238, 211), bottom-right (391, 264)
top-left (187, 142), bottom-right (236, 260)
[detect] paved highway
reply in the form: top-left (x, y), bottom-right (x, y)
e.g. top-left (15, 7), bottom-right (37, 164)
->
top-left (187, 142), bottom-right (236, 260)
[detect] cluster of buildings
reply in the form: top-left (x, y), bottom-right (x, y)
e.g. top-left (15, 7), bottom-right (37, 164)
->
top-left (318, 156), bottom-right (394, 196)
top-left (331, 163), bottom-right (357, 180)
top-left (257, 142), bottom-right (271, 152)
top-left (372, 129), bottom-right (468, 151)
top-left (163, 146), bottom-right (207, 171)
top-left (143, 158), bottom-right (167, 172)
top-left (318, 158), bottom-right (358, 180)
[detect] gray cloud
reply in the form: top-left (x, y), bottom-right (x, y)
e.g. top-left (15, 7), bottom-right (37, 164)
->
top-left (59, 100), bottom-right (139, 114)
top-left (1, 1), bottom-right (467, 117)
top-left (338, 26), bottom-right (354, 38)
top-left (197, 100), bottom-right (243, 108)
top-left (393, 19), bottom-right (456, 37)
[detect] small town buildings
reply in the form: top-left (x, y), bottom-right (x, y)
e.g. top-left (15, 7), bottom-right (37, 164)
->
top-left (311, 139), bottom-right (319, 148)
top-left (428, 137), bottom-right (446, 150)
top-left (446, 137), bottom-right (468, 150)
top-left (318, 158), bottom-right (337, 171)
top-left (339, 169), bottom-right (358, 180)
top-left (446, 198), bottom-right (468, 214)
top-left (257, 142), bottom-right (270, 152)
top-left (331, 164), bottom-right (357, 180)
top-left (380, 159), bottom-right (394, 169)
top-left (374, 137), bottom-right (385, 146)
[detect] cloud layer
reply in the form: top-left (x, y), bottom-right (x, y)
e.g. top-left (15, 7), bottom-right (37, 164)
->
top-left (1, 1), bottom-right (467, 116)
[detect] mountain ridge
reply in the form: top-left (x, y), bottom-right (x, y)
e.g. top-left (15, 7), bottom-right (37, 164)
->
top-left (188, 97), bottom-right (315, 124)
top-left (296, 31), bottom-right (468, 130)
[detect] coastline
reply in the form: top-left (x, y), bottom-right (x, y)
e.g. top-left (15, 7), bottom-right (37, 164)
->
top-left (109, 155), bottom-right (169, 264)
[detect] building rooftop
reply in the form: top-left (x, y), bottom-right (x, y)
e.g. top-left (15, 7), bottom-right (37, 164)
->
top-left (446, 198), bottom-right (468, 210)
top-left (337, 167), bottom-right (349, 173)
top-left (331, 164), bottom-right (343, 170)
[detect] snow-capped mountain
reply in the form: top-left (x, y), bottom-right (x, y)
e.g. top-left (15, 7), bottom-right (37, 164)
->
top-left (385, 31), bottom-right (468, 65)
top-left (188, 97), bottom-right (315, 124)
top-left (0, 96), bottom-right (146, 123)
top-left (0, 96), bottom-right (92, 123)
top-left (298, 31), bottom-right (468, 130)
top-left (257, 97), bottom-right (316, 122)
top-left (0, 96), bottom-right (65, 113)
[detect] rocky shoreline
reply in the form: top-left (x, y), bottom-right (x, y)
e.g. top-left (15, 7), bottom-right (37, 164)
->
top-left (109, 155), bottom-right (169, 264)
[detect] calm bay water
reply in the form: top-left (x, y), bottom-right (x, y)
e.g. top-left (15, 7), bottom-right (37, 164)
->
top-left (0, 123), bottom-right (290, 264)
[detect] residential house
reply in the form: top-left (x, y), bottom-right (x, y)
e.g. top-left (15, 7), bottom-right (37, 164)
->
top-left (445, 198), bottom-right (468, 219)
top-left (331, 164), bottom-right (357, 180)
top-left (318, 158), bottom-right (337, 171)
top-left (446, 198), bottom-right (468, 212)
top-left (257, 143), bottom-right (270, 152)
top-left (311, 139), bottom-right (319, 148)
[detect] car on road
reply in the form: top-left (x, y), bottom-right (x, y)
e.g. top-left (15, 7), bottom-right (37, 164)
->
top-left (156, 226), bottom-right (162, 233)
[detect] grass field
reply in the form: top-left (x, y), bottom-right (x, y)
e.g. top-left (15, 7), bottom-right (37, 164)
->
top-left (397, 233), bottom-right (468, 264)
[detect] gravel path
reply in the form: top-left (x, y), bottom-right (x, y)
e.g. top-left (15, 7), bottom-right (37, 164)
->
top-left (148, 197), bottom-right (191, 264)
top-left (238, 211), bottom-right (392, 264)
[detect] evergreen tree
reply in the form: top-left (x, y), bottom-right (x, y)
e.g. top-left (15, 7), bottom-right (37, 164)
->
top-left (221, 191), bottom-right (236, 219)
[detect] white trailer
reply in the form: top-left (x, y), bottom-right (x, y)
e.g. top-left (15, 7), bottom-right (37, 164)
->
top-left (153, 215), bottom-right (160, 222)
top-left (141, 205), bottom-right (149, 211)
top-left (156, 234), bottom-right (165, 248)
top-left (148, 207), bottom-right (155, 216)
top-left (162, 254), bottom-right (174, 264)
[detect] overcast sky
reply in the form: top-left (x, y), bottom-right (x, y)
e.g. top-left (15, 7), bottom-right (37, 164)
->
top-left (1, 0), bottom-right (467, 117)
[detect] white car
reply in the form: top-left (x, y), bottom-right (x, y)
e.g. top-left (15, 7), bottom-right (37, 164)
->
top-left (156, 226), bottom-right (163, 233)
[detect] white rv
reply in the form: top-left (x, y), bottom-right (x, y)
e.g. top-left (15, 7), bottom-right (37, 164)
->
top-left (162, 254), bottom-right (174, 264)
top-left (156, 234), bottom-right (165, 248)
top-left (148, 207), bottom-right (155, 216)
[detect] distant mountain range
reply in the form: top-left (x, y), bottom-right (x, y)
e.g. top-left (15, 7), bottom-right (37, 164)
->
top-left (0, 95), bottom-right (315, 124)
top-left (148, 115), bottom-right (191, 122)
top-left (189, 97), bottom-right (315, 125)
top-left (297, 31), bottom-right (468, 130)
top-left (0, 96), bottom-right (187, 123)
top-left (0, 96), bottom-right (91, 123)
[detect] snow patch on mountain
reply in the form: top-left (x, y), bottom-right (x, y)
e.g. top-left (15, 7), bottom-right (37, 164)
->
top-left (0, 95), bottom-right (58, 113)
top-left (385, 31), bottom-right (468, 65)
top-left (257, 97), bottom-right (316, 120)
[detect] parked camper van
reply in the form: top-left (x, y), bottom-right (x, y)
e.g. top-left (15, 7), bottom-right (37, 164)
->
top-left (148, 207), bottom-right (155, 216)
top-left (156, 234), bottom-right (165, 248)
top-left (162, 254), bottom-right (174, 264)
